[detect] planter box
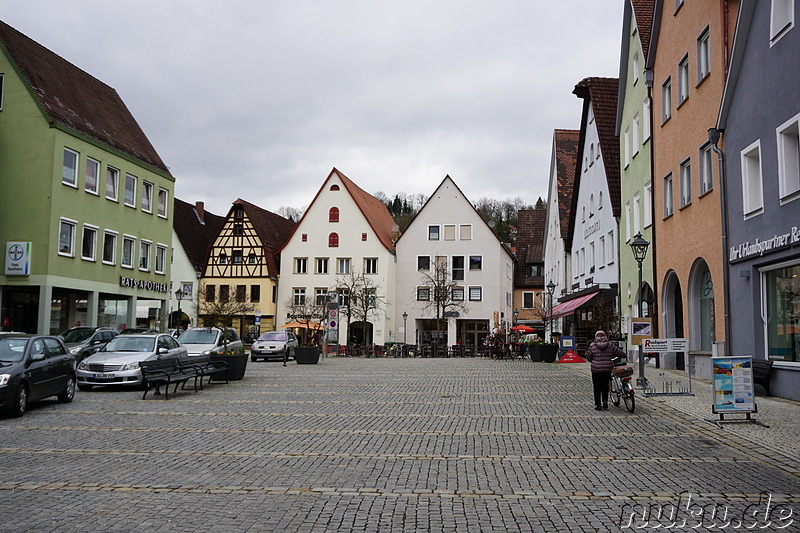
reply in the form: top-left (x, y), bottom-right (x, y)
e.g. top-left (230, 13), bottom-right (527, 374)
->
top-left (210, 353), bottom-right (248, 380)
top-left (295, 347), bottom-right (320, 364)
top-left (531, 344), bottom-right (558, 363)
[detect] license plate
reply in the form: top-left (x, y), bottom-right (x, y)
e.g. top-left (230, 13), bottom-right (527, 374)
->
top-left (93, 373), bottom-right (115, 379)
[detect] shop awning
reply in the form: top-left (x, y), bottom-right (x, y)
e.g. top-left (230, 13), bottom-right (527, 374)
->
top-left (550, 291), bottom-right (601, 319)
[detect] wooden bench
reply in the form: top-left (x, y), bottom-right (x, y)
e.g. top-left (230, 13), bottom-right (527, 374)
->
top-left (751, 358), bottom-right (774, 396)
top-left (140, 357), bottom-right (199, 400)
top-left (178, 354), bottom-right (229, 387)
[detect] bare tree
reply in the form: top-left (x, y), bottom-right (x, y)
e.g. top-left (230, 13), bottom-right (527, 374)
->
top-left (416, 257), bottom-right (469, 345)
top-left (197, 283), bottom-right (254, 353)
top-left (334, 270), bottom-right (386, 346)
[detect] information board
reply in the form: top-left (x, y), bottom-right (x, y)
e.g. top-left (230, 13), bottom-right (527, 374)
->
top-left (712, 356), bottom-right (755, 413)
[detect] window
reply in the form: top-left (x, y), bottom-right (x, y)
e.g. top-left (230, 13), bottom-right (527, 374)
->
top-left (662, 77), bottom-right (672, 122)
top-left (364, 258), bottom-right (378, 274)
top-left (589, 194), bottom-right (595, 217)
top-left (314, 257), bottom-right (328, 274)
top-left (58, 219), bottom-right (76, 256)
top-left (181, 283), bottom-right (193, 297)
top-left (607, 230), bottom-right (614, 264)
top-left (452, 287), bottom-right (465, 301)
top-left (206, 285), bottom-right (216, 302)
top-left (678, 55), bottom-right (690, 104)
top-left (452, 256), bottom-right (465, 281)
top-left (598, 191), bottom-right (603, 209)
top-left (523, 292), bottom-right (534, 309)
top-left (589, 143), bottom-right (595, 163)
top-left (219, 253), bottom-right (227, 265)
top-left (469, 256), bottom-right (482, 271)
top-left (417, 256), bottom-right (430, 270)
top-left (764, 263), bottom-right (800, 362)
top-left (362, 233), bottom-right (367, 241)
top-left (295, 257), bottom-right (308, 274)
top-left (85, 158), bottom-right (99, 194)
top-left (233, 250), bottom-right (243, 264)
top-left (337, 258), bottom-right (351, 274)
top-left (675, 0), bottom-right (683, 10)
top-left (62, 148), bottom-right (79, 187)
top-left (328, 232), bottom-right (339, 247)
top-left (106, 167), bottom-right (119, 200)
top-left (632, 113), bottom-right (640, 155)
top-left (599, 236), bottom-right (606, 265)
top-left (251, 285), bottom-right (260, 302)
top-left (80, 225), bottom-right (97, 261)
top-left (444, 225), bottom-right (456, 240)
top-left (330, 184), bottom-right (340, 191)
top-left (644, 182), bottom-right (653, 227)
top-left (771, 0), bottom-right (794, 43)
top-left (219, 285), bottom-right (230, 302)
top-left (582, 206), bottom-right (586, 222)
top-left (777, 113), bottom-right (800, 201)
top-left (234, 224), bottom-right (243, 236)
top-left (157, 188), bottom-right (168, 218)
top-left (236, 285), bottom-right (246, 302)
top-left (329, 207), bottom-right (339, 222)
top-left (123, 174), bottom-right (136, 207)
top-left (315, 288), bottom-right (328, 306)
top-left (633, 52), bottom-right (640, 84)
top-left (664, 173), bottom-right (674, 217)
top-left (699, 143), bottom-right (714, 195)
top-left (697, 27), bottom-right (711, 81)
top-left (0, 74), bottom-right (3, 110)
top-left (141, 182), bottom-right (153, 212)
top-left (624, 126), bottom-right (631, 166)
top-left (680, 158), bottom-right (692, 207)
top-left (625, 201), bottom-right (632, 241)
top-left (428, 225), bottom-right (440, 240)
top-left (301, 234), bottom-right (308, 242)
top-left (293, 288), bottom-right (307, 306)
top-left (139, 241), bottom-right (151, 270)
top-left (102, 231), bottom-right (117, 264)
top-left (233, 206), bottom-right (244, 219)
top-left (741, 141), bottom-right (764, 217)
top-left (643, 99), bottom-right (651, 140)
top-left (155, 245), bottom-right (167, 274)
top-left (417, 287), bottom-right (430, 301)
top-left (337, 289), bottom-right (349, 307)
top-left (633, 193), bottom-right (641, 233)
top-left (121, 236), bottom-right (134, 268)
top-left (248, 253), bottom-right (257, 264)
top-left (469, 287), bottom-right (482, 301)
top-left (459, 225), bottom-right (472, 240)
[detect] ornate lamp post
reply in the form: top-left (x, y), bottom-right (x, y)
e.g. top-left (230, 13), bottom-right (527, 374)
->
top-left (174, 289), bottom-right (184, 330)
top-left (402, 311), bottom-right (408, 344)
top-left (630, 232), bottom-right (650, 387)
top-left (546, 280), bottom-right (556, 343)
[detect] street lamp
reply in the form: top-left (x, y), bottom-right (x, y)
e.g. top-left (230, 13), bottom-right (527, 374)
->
top-left (546, 280), bottom-right (556, 343)
top-left (513, 308), bottom-right (519, 326)
top-left (630, 232), bottom-right (650, 387)
top-left (402, 311), bottom-right (408, 344)
top-left (175, 289), bottom-right (183, 330)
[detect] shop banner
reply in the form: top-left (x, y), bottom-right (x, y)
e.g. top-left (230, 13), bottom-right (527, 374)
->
top-left (712, 356), bottom-right (755, 413)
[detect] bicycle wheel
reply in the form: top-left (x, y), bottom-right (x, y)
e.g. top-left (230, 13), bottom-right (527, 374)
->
top-left (622, 381), bottom-right (636, 413)
top-left (609, 378), bottom-right (621, 407)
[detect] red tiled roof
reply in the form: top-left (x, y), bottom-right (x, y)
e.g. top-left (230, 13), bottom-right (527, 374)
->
top-left (336, 169), bottom-right (397, 253)
top-left (554, 130), bottom-right (580, 240)
top-left (0, 20), bottom-right (171, 175)
top-left (513, 209), bottom-right (547, 289)
top-left (233, 199), bottom-right (297, 276)
top-left (173, 199), bottom-right (225, 273)
top-left (632, 0), bottom-right (656, 63)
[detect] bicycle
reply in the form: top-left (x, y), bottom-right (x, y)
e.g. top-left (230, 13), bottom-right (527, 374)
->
top-left (609, 357), bottom-right (636, 413)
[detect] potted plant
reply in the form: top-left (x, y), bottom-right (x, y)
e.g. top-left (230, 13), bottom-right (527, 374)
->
top-left (210, 346), bottom-right (249, 380)
top-left (294, 344), bottom-right (321, 364)
top-left (528, 336), bottom-right (558, 363)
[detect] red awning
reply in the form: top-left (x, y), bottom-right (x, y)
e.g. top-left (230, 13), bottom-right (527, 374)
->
top-left (550, 291), bottom-right (601, 319)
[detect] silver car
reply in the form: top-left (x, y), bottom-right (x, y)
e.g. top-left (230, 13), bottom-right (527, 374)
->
top-left (178, 327), bottom-right (243, 356)
top-left (250, 331), bottom-right (298, 362)
top-left (76, 334), bottom-right (187, 391)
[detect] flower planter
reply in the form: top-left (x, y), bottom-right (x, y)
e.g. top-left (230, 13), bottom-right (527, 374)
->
top-left (295, 347), bottom-right (320, 364)
top-left (210, 353), bottom-right (248, 380)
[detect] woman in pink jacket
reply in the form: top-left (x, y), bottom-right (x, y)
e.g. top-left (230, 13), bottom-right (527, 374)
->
top-left (585, 330), bottom-right (625, 411)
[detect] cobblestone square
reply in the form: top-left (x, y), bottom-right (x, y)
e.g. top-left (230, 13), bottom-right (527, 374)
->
top-left (1, 357), bottom-right (798, 532)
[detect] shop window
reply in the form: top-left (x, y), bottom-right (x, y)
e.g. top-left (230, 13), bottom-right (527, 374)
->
top-left (765, 263), bottom-right (800, 362)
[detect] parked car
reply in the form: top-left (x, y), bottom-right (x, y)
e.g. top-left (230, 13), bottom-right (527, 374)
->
top-left (0, 334), bottom-right (76, 417)
top-left (76, 333), bottom-right (187, 391)
top-left (178, 327), bottom-right (242, 356)
top-left (250, 331), bottom-right (298, 362)
top-left (59, 327), bottom-right (118, 363)
top-left (117, 327), bottom-right (159, 335)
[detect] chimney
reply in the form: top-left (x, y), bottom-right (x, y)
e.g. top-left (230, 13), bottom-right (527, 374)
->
top-left (195, 201), bottom-right (205, 222)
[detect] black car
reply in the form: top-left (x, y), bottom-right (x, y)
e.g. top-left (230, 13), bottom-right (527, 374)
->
top-left (0, 334), bottom-right (76, 417)
top-left (59, 326), bottom-right (118, 363)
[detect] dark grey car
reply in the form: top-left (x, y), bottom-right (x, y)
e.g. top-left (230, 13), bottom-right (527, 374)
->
top-left (250, 331), bottom-right (298, 362)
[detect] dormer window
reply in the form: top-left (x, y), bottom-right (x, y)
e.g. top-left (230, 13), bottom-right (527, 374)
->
top-left (329, 207), bottom-right (339, 222)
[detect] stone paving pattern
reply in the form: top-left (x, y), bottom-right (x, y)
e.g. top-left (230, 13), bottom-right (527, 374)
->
top-left (1, 357), bottom-right (798, 532)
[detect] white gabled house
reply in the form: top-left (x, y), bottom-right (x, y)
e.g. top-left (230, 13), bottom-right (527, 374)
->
top-left (277, 168), bottom-right (397, 346)
top-left (395, 176), bottom-right (515, 348)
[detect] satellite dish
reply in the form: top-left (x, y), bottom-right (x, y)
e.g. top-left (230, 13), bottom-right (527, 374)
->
top-left (488, 220), bottom-right (496, 228)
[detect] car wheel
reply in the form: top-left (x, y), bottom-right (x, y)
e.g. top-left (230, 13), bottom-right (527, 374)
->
top-left (77, 384), bottom-right (93, 392)
top-left (10, 384), bottom-right (28, 418)
top-left (251, 355), bottom-right (258, 362)
top-left (57, 375), bottom-right (76, 403)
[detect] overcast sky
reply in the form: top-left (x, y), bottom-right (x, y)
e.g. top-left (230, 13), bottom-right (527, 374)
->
top-left (4, 1), bottom-right (622, 217)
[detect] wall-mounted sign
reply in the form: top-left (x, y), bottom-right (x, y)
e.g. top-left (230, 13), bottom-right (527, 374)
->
top-left (729, 226), bottom-right (800, 263)
top-left (642, 337), bottom-right (688, 352)
top-left (5, 241), bottom-right (31, 276)
top-left (119, 276), bottom-right (169, 293)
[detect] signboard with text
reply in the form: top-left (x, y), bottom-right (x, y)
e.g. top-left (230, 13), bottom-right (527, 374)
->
top-left (642, 337), bottom-right (688, 353)
top-left (712, 356), bottom-right (755, 413)
top-left (5, 241), bottom-right (31, 276)
top-left (631, 318), bottom-right (652, 346)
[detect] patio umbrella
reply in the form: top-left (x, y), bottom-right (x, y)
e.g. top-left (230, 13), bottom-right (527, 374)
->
top-left (279, 321), bottom-right (323, 330)
top-left (510, 325), bottom-right (534, 333)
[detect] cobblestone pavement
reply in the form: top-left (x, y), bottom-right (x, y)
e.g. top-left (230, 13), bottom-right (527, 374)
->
top-left (1, 357), bottom-right (798, 532)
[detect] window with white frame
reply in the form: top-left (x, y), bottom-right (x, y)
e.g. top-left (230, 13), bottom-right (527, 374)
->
top-left (364, 258), bottom-right (378, 274)
top-left (62, 148), bottom-right (79, 187)
top-left (680, 158), bottom-right (692, 207)
top-left (155, 245), bottom-right (167, 274)
top-left (417, 256), bottom-right (430, 270)
top-left (770, 0), bottom-right (794, 44)
top-left (316, 257), bottom-right (328, 274)
top-left (452, 287), bottom-right (465, 301)
top-left (700, 143), bottom-right (714, 194)
top-left (741, 141), bottom-right (764, 217)
top-left (459, 225), bottom-right (472, 240)
top-left (337, 258), bottom-right (351, 274)
top-left (624, 126), bottom-right (631, 166)
top-left (662, 77), bottom-right (672, 122)
top-left (106, 167), bottom-right (119, 200)
top-left (315, 288), bottom-right (328, 306)
top-left (443, 224), bottom-right (456, 240)
top-left (664, 173), bottom-right (674, 217)
top-left (644, 182), bottom-right (653, 227)
top-left (295, 257), bottom-right (308, 274)
top-left (85, 158), bottom-right (99, 194)
top-left (102, 231), bottom-right (117, 265)
top-left (141, 181), bottom-right (153, 213)
top-left (678, 55), bottom-right (690, 104)
top-left (633, 52), bottom-right (640, 84)
top-left (777, 112), bottom-right (800, 201)
top-left (58, 219), bottom-right (76, 256)
top-left (428, 225), bottom-right (440, 240)
top-left (643, 99), bottom-right (651, 140)
top-left (81, 225), bottom-right (97, 261)
top-left (589, 242), bottom-right (595, 271)
top-left (522, 292), bottom-right (534, 309)
top-left (697, 27), bottom-right (711, 81)
top-left (157, 188), bottom-right (168, 218)
top-left (124, 174), bottom-right (137, 207)
top-left (417, 287), bottom-right (430, 301)
top-left (452, 256), bottom-right (465, 281)
top-left (469, 256), bottom-right (482, 271)
top-left (139, 241), bottom-right (151, 271)
top-left (121, 236), bottom-right (135, 268)
top-left (607, 230), bottom-right (614, 264)
top-left (468, 287), bottom-right (482, 301)
top-left (633, 113), bottom-right (640, 155)
top-left (293, 288), bottom-right (306, 305)
top-left (633, 193), bottom-right (641, 233)
top-left (625, 201), bottom-right (632, 241)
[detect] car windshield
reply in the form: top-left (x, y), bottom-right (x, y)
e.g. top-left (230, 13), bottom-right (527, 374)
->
top-left (179, 329), bottom-right (219, 344)
top-left (258, 332), bottom-right (287, 342)
top-left (61, 329), bottom-right (94, 343)
top-left (0, 338), bottom-right (30, 363)
top-left (101, 336), bottom-right (155, 352)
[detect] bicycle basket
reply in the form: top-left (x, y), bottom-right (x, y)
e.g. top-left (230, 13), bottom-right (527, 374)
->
top-left (613, 365), bottom-right (634, 378)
